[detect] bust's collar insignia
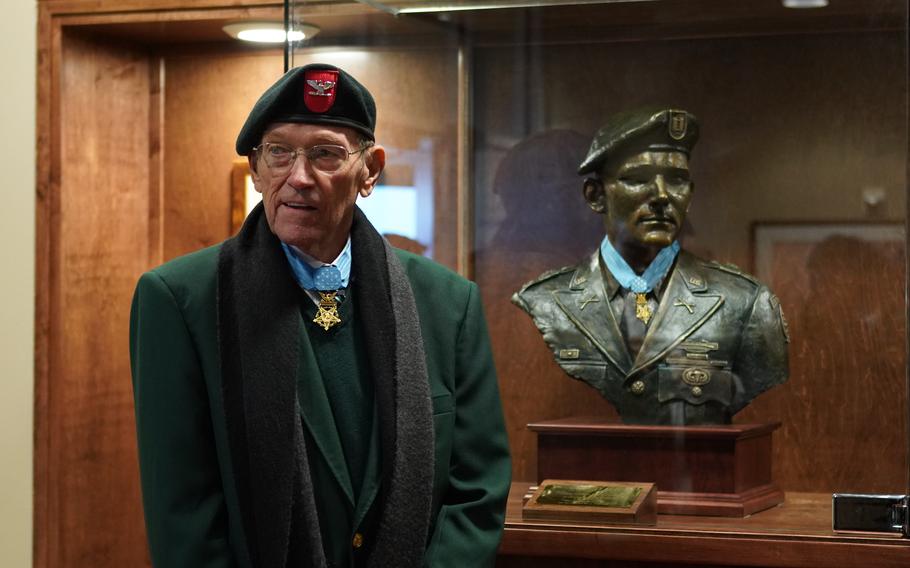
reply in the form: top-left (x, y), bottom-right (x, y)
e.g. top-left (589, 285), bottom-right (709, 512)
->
top-left (677, 254), bottom-right (708, 293)
top-left (570, 251), bottom-right (601, 291)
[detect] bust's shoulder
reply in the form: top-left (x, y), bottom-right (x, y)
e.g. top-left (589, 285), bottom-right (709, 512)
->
top-left (518, 264), bottom-right (577, 292)
top-left (699, 258), bottom-right (760, 286)
top-left (678, 252), bottom-right (768, 302)
top-left (511, 256), bottom-right (590, 313)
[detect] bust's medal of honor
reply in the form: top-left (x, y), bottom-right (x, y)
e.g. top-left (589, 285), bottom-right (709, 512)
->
top-left (600, 236), bottom-right (680, 324)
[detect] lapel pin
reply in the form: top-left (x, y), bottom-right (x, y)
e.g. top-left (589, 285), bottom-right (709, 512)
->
top-left (673, 298), bottom-right (695, 314)
top-left (578, 294), bottom-right (600, 310)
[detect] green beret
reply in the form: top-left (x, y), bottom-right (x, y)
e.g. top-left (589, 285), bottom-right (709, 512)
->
top-left (235, 63), bottom-right (376, 155)
top-left (577, 108), bottom-right (699, 176)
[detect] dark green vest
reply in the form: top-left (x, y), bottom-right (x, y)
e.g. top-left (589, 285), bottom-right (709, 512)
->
top-left (298, 291), bottom-right (382, 567)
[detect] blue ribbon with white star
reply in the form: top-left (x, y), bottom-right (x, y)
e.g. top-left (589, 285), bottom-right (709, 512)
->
top-left (600, 236), bottom-right (680, 293)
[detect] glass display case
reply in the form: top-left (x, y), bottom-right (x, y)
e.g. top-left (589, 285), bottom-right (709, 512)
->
top-left (286, 0), bottom-right (908, 564)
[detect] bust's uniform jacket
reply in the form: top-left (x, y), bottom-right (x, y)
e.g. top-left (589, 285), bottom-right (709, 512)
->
top-left (513, 249), bottom-right (789, 424)
top-left (129, 206), bottom-right (511, 567)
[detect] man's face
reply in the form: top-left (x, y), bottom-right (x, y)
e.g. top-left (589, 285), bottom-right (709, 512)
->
top-left (250, 122), bottom-right (384, 262)
top-left (597, 150), bottom-right (692, 249)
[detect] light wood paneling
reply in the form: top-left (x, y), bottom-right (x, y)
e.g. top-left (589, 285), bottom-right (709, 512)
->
top-left (162, 49), bottom-right (283, 258)
top-left (50, 30), bottom-right (153, 567)
top-left (34, 8), bottom-right (59, 567)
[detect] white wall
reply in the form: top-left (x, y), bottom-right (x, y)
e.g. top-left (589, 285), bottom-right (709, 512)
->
top-left (0, 1), bottom-right (36, 566)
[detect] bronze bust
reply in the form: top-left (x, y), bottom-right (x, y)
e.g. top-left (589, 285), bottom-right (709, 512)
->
top-left (512, 108), bottom-right (789, 425)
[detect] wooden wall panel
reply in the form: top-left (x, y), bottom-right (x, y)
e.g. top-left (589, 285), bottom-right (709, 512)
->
top-left (162, 49), bottom-right (283, 260)
top-left (740, 234), bottom-right (907, 493)
top-left (53, 31), bottom-right (152, 567)
top-left (474, 31), bottom-right (909, 490)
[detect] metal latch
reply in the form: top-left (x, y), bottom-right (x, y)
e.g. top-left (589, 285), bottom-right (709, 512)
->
top-left (832, 494), bottom-right (908, 536)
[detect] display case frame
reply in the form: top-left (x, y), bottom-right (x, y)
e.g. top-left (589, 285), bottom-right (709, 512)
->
top-left (284, 0), bottom-right (910, 565)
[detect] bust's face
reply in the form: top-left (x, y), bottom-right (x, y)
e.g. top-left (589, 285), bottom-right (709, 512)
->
top-left (600, 150), bottom-right (692, 249)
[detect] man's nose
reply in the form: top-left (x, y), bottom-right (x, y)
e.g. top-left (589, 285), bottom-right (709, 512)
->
top-left (286, 154), bottom-right (315, 187)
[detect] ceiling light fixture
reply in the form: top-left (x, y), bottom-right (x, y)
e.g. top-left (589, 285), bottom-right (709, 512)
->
top-left (782, 0), bottom-right (828, 8)
top-left (223, 21), bottom-right (320, 44)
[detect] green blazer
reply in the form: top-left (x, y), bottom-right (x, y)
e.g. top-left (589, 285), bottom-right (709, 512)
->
top-left (130, 210), bottom-right (511, 568)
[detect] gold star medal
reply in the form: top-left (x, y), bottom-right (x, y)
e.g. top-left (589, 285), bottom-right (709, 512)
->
top-left (313, 291), bottom-right (341, 331)
top-left (635, 293), bottom-right (652, 324)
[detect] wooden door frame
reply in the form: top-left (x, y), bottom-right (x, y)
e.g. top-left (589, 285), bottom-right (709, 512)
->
top-left (33, 3), bottom-right (283, 566)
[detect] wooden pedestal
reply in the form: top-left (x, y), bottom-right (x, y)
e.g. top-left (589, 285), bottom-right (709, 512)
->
top-left (529, 417), bottom-right (784, 517)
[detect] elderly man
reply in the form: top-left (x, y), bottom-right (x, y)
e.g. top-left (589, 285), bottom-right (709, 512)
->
top-left (513, 108), bottom-right (789, 425)
top-left (130, 64), bottom-right (510, 568)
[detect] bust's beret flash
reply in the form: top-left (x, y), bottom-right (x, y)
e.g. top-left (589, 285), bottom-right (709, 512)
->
top-left (236, 63), bottom-right (377, 155)
top-left (578, 108), bottom-right (699, 176)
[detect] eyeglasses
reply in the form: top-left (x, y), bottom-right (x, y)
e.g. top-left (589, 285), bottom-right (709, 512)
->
top-left (253, 141), bottom-right (373, 174)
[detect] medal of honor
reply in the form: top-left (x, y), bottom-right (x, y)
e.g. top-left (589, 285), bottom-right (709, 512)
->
top-left (303, 262), bottom-right (344, 331)
top-left (313, 291), bottom-right (341, 331)
top-left (635, 293), bottom-right (652, 324)
top-left (600, 236), bottom-right (680, 329)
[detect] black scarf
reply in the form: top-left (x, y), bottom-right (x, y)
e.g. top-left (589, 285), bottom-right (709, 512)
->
top-left (217, 204), bottom-right (434, 567)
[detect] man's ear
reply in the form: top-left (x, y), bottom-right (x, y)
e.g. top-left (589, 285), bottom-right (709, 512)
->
top-left (583, 178), bottom-right (607, 213)
top-left (247, 154), bottom-right (264, 194)
top-left (358, 145), bottom-right (386, 199)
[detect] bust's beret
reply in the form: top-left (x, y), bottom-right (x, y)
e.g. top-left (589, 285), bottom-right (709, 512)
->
top-left (578, 108), bottom-right (699, 176)
top-left (235, 63), bottom-right (376, 155)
